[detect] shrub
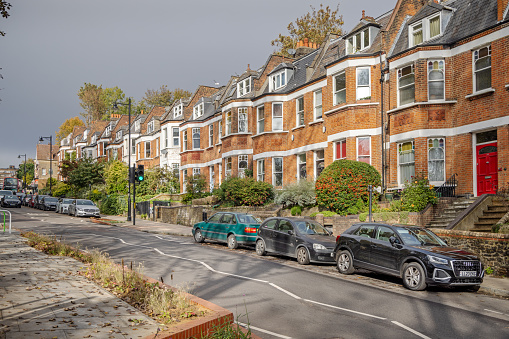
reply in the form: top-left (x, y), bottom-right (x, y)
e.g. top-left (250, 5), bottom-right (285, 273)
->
top-left (100, 194), bottom-right (127, 215)
top-left (274, 180), bottom-right (316, 207)
top-left (400, 174), bottom-right (438, 212)
top-left (346, 206), bottom-right (359, 215)
top-left (290, 206), bottom-right (302, 216)
top-left (310, 211), bottom-right (337, 217)
top-left (217, 177), bottom-right (274, 206)
top-left (315, 160), bottom-right (381, 214)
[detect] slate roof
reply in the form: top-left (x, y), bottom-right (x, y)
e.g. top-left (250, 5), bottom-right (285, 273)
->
top-left (390, 0), bottom-right (502, 58)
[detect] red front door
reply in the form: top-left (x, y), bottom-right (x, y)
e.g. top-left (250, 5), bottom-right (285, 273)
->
top-left (476, 142), bottom-right (498, 195)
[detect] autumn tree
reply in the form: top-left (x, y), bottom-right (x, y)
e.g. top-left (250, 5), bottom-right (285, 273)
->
top-left (16, 159), bottom-right (35, 188)
top-left (104, 160), bottom-right (128, 195)
top-left (0, 1), bottom-right (12, 37)
top-left (271, 4), bottom-right (343, 57)
top-left (78, 83), bottom-right (129, 124)
top-left (138, 85), bottom-right (191, 113)
top-left (55, 117), bottom-right (85, 144)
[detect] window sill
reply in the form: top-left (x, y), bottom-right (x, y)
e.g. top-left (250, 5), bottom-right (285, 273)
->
top-left (251, 131), bottom-right (289, 138)
top-left (309, 119), bottom-right (324, 126)
top-left (325, 102), bottom-right (380, 116)
top-left (505, 84), bottom-right (509, 90)
top-left (179, 149), bottom-right (204, 155)
top-left (205, 146), bottom-right (214, 151)
top-left (220, 132), bottom-right (253, 140)
top-left (291, 125), bottom-right (305, 131)
top-left (465, 88), bottom-right (495, 100)
top-left (387, 100), bottom-right (457, 114)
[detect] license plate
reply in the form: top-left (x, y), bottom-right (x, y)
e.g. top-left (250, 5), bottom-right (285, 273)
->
top-left (459, 271), bottom-right (477, 277)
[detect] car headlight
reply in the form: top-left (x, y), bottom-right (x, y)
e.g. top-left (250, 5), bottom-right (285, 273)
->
top-left (428, 255), bottom-right (448, 265)
top-left (313, 243), bottom-right (327, 250)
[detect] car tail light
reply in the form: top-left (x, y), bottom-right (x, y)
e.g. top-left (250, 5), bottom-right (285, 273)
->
top-left (244, 227), bottom-right (258, 233)
top-left (336, 235), bottom-right (341, 242)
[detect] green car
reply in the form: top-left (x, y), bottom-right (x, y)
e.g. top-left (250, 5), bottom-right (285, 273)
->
top-left (192, 212), bottom-right (262, 249)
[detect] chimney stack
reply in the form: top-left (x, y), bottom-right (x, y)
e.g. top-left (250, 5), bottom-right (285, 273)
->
top-left (498, 0), bottom-right (509, 21)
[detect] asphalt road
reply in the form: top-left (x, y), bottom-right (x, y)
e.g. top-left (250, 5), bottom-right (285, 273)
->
top-left (7, 207), bottom-right (509, 339)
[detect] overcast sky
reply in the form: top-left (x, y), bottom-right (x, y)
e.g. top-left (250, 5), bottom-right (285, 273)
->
top-left (0, 0), bottom-right (390, 168)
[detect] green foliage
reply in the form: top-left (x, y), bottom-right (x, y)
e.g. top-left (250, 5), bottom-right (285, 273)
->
top-left (66, 156), bottom-right (104, 197)
top-left (315, 160), bottom-right (381, 214)
top-left (290, 206), bottom-right (302, 216)
top-left (136, 167), bottom-right (180, 196)
top-left (100, 194), bottom-right (128, 215)
top-left (39, 178), bottom-right (58, 195)
top-left (310, 211), bottom-right (337, 217)
top-left (359, 212), bottom-right (368, 222)
top-left (274, 179), bottom-right (316, 207)
top-left (271, 4), bottom-right (343, 57)
top-left (138, 86), bottom-right (191, 113)
top-left (16, 160), bottom-right (35, 187)
top-left (87, 188), bottom-right (104, 202)
top-left (104, 160), bottom-right (128, 195)
top-left (401, 174), bottom-right (438, 212)
top-left (485, 266), bottom-right (494, 275)
top-left (216, 177), bottom-right (274, 206)
top-left (181, 175), bottom-right (209, 204)
top-left (346, 205), bottom-right (359, 215)
top-left (52, 181), bottom-right (71, 197)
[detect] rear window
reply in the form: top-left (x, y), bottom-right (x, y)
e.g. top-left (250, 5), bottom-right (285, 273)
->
top-left (354, 225), bottom-right (376, 238)
top-left (0, 190), bottom-right (14, 195)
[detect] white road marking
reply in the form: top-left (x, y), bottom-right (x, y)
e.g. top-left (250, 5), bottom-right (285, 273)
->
top-left (269, 283), bottom-right (301, 300)
top-left (484, 309), bottom-right (507, 316)
top-left (391, 321), bottom-right (432, 339)
top-left (305, 299), bottom-right (386, 320)
top-left (237, 321), bottom-right (292, 339)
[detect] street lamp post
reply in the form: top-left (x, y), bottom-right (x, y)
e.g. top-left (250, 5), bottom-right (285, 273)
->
top-left (39, 136), bottom-right (53, 196)
top-left (17, 154), bottom-right (27, 193)
top-left (113, 98), bottom-right (132, 222)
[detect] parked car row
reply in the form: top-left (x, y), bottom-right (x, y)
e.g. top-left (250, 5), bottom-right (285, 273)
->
top-left (21, 195), bottom-right (100, 218)
top-left (192, 213), bottom-right (484, 291)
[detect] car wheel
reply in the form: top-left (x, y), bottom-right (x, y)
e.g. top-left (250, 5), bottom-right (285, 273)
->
top-left (336, 250), bottom-right (355, 274)
top-left (296, 247), bottom-right (310, 265)
top-left (227, 234), bottom-right (238, 249)
top-left (402, 263), bottom-right (427, 291)
top-left (193, 229), bottom-right (204, 243)
top-left (255, 239), bottom-right (266, 256)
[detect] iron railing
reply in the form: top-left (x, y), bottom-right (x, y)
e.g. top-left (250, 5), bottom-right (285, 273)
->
top-left (435, 173), bottom-right (457, 198)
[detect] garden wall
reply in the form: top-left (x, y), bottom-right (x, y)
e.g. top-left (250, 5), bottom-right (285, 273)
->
top-left (157, 206), bottom-right (205, 227)
top-left (430, 228), bottom-right (509, 276)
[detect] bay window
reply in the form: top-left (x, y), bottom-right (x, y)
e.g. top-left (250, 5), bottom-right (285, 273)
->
top-left (334, 72), bottom-right (346, 105)
top-left (272, 103), bottom-right (283, 131)
top-left (398, 141), bottom-right (415, 184)
top-left (257, 106), bottom-right (265, 134)
top-left (273, 157), bottom-right (283, 186)
top-left (357, 137), bottom-right (371, 164)
top-left (238, 108), bottom-right (248, 133)
top-left (257, 159), bottom-right (265, 182)
top-left (428, 60), bottom-right (445, 100)
top-left (428, 138), bottom-right (445, 183)
top-left (296, 97), bottom-right (304, 127)
top-left (297, 154), bottom-right (306, 180)
top-left (398, 65), bottom-right (415, 106)
top-left (314, 90), bottom-right (322, 120)
top-left (356, 67), bottom-right (370, 100)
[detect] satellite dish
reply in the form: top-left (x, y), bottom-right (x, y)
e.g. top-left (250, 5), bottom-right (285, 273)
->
top-left (287, 49), bottom-right (296, 55)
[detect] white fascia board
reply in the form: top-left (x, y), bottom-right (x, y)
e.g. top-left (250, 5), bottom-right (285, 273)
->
top-left (179, 115), bottom-right (221, 131)
top-left (137, 133), bottom-right (160, 143)
top-left (221, 149), bottom-right (253, 159)
top-left (180, 158), bottom-right (222, 170)
top-left (251, 79), bottom-right (327, 106)
top-left (327, 56), bottom-right (384, 76)
top-left (327, 127), bottom-right (382, 143)
top-left (252, 141), bottom-right (328, 161)
top-left (389, 116), bottom-right (509, 143)
top-left (389, 26), bottom-right (509, 70)
top-left (222, 101), bottom-right (254, 111)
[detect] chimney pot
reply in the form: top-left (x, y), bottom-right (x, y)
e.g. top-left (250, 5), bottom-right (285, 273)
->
top-left (362, 10), bottom-right (365, 19)
top-left (304, 37), bottom-right (309, 47)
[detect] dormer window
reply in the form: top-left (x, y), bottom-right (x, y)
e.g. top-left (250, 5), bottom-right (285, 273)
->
top-left (270, 71), bottom-right (287, 91)
top-left (135, 120), bottom-right (140, 131)
top-left (409, 14), bottom-right (441, 47)
top-left (147, 120), bottom-right (154, 133)
top-left (193, 103), bottom-right (204, 119)
top-left (91, 135), bottom-right (97, 144)
top-left (74, 137), bottom-right (79, 145)
top-left (237, 77), bottom-right (251, 97)
top-left (347, 28), bottom-right (370, 54)
top-left (173, 104), bottom-right (183, 118)
top-left (116, 130), bottom-right (122, 141)
top-left (105, 125), bottom-right (112, 136)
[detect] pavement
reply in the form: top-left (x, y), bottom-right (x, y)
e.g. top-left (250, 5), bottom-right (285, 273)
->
top-left (1, 214), bottom-right (508, 339)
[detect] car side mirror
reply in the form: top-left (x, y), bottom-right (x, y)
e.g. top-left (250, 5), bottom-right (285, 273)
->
top-left (389, 236), bottom-right (401, 246)
top-left (288, 230), bottom-right (294, 235)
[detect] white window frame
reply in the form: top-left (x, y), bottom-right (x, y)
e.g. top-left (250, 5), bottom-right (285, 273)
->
top-left (116, 130), bottom-right (122, 141)
top-left (273, 157), bottom-right (283, 187)
top-left (296, 97), bottom-right (304, 127)
top-left (428, 60), bottom-right (445, 101)
top-left (209, 165), bottom-right (215, 192)
top-left (272, 103), bottom-right (283, 131)
top-left (257, 106), bottom-right (265, 134)
top-left (145, 141), bottom-right (151, 158)
top-left (428, 14), bottom-right (441, 40)
top-left (257, 159), bottom-right (265, 181)
top-left (208, 124), bottom-right (214, 147)
top-left (356, 67), bottom-right (371, 100)
top-left (398, 140), bottom-right (415, 185)
top-left (163, 128), bottom-right (168, 147)
top-left (270, 70), bottom-right (287, 91)
top-left (238, 155), bottom-right (248, 178)
top-left (193, 168), bottom-right (200, 178)
top-left (147, 120), bottom-right (154, 134)
top-left (473, 45), bottom-right (492, 92)
top-left (356, 136), bottom-right (371, 164)
top-left (409, 13), bottom-right (441, 48)
top-left (297, 153), bottom-right (306, 180)
top-left (135, 120), bottom-right (140, 131)
top-left (314, 150), bottom-right (324, 179)
top-left (172, 127), bottom-right (179, 147)
top-left (131, 139), bottom-right (136, 154)
top-left (91, 135), bottom-right (97, 144)
top-left (183, 130), bottom-right (188, 151)
top-left (192, 128), bottom-right (200, 150)
top-left (237, 77), bottom-right (251, 97)
top-left (173, 104), bottom-right (183, 118)
top-left (193, 103), bottom-right (204, 120)
top-left (238, 108), bottom-right (248, 133)
top-left (226, 111), bottom-right (232, 135)
top-left (313, 90), bottom-right (322, 121)
top-left (182, 169), bottom-right (188, 193)
top-left (410, 22), bottom-right (423, 47)
top-left (428, 137), bottom-right (446, 185)
top-left (333, 72), bottom-right (346, 105)
top-left (105, 125), bottom-right (112, 135)
top-left (335, 139), bottom-right (347, 160)
top-left (398, 64), bottom-right (415, 106)
top-left (218, 120), bottom-right (222, 141)
top-left (347, 28), bottom-right (370, 54)
top-left (225, 157), bottom-right (232, 178)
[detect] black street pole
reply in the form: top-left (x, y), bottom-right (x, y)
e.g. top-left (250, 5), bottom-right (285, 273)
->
top-left (39, 136), bottom-right (53, 196)
top-left (18, 154), bottom-right (26, 193)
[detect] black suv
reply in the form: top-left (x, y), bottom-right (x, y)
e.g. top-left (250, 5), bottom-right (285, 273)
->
top-left (333, 223), bottom-right (484, 291)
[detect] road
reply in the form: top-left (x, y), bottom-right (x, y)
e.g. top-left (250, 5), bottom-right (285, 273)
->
top-left (7, 207), bottom-right (509, 339)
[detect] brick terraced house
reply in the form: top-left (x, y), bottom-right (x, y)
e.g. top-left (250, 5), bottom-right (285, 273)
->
top-left (53, 0), bottom-right (509, 198)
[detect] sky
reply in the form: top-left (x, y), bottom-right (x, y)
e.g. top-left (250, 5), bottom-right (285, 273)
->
top-left (0, 0), bottom-right (391, 169)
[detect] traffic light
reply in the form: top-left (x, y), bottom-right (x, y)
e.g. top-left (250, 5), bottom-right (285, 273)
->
top-left (136, 165), bottom-right (145, 182)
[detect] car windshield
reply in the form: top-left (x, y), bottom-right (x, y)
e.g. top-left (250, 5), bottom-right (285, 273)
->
top-left (63, 199), bottom-right (74, 204)
top-left (0, 190), bottom-right (14, 196)
top-left (237, 214), bottom-right (262, 224)
top-left (45, 198), bottom-right (58, 202)
top-left (295, 221), bottom-right (330, 235)
top-left (396, 227), bottom-right (446, 246)
top-left (77, 200), bottom-right (95, 206)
